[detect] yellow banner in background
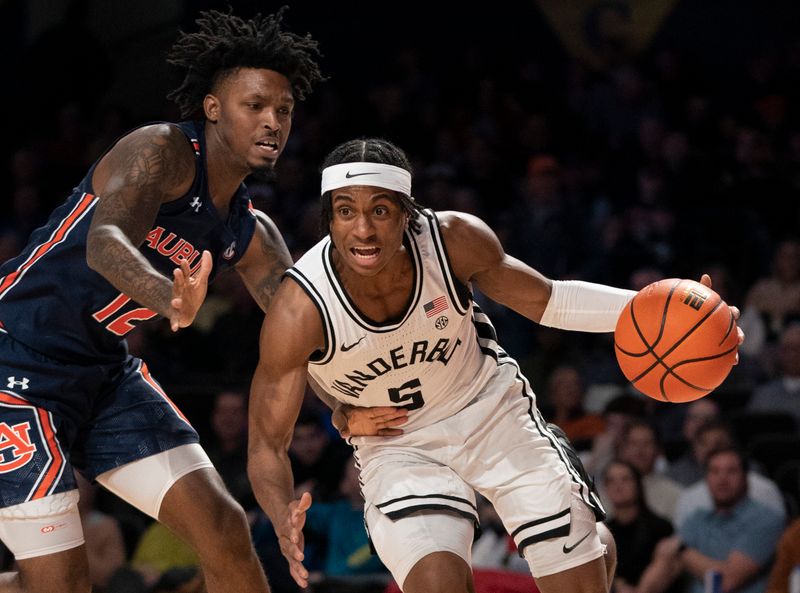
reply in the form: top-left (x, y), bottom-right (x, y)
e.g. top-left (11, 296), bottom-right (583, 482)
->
top-left (534, 0), bottom-right (678, 69)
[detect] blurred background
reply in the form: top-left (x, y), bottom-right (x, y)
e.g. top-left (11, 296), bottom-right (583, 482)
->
top-left (2, 1), bottom-right (800, 592)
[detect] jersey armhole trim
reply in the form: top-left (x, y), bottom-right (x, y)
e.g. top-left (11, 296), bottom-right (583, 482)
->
top-left (284, 269), bottom-right (336, 364)
top-left (424, 210), bottom-right (470, 315)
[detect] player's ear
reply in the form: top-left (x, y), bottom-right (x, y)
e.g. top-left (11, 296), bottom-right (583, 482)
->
top-left (203, 94), bottom-right (220, 123)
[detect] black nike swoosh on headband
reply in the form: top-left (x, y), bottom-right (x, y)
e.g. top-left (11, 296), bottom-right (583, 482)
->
top-left (345, 171), bottom-right (381, 178)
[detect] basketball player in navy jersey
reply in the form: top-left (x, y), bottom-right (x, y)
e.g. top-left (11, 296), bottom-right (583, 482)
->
top-left (0, 10), bottom-right (322, 593)
top-left (248, 138), bottom-right (743, 593)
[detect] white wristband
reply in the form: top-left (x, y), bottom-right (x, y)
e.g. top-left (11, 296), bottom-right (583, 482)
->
top-left (539, 280), bottom-right (636, 333)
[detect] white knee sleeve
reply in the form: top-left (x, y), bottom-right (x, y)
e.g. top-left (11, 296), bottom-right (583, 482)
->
top-left (96, 443), bottom-right (213, 519)
top-left (0, 490), bottom-right (84, 559)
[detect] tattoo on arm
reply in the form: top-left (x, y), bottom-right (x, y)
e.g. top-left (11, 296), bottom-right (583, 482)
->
top-left (87, 127), bottom-right (194, 315)
top-left (241, 214), bottom-right (293, 313)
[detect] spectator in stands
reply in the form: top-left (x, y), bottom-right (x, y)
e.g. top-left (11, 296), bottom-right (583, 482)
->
top-left (205, 390), bottom-right (254, 510)
top-left (603, 460), bottom-right (674, 593)
top-left (739, 239), bottom-right (800, 362)
top-left (76, 473), bottom-right (126, 592)
top-left (613, 419), bottom-right (683, 521)
top-left (667, 399), bottom-right (722, 486)
top-left (643, 447), bottom-right (784, 593)
top-left (540, 364), bottom-right (605, 451)
top-left (747, 323), bottom-right (800, 426)
top-left (674, 421), bottom-right (787, 527)
top-left (303, 458), bottom-right (389, 583)
top-left (289, 411), bottom-right (350, 503)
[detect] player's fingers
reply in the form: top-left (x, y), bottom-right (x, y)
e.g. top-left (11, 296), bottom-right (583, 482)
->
top-left (736, 326), bottom-right (745, 345)
top-left (699, 273), bottom-right (712, 287)
top-left (377, 428), bottom-right (405, 436)
top-left (172, 267), bottom-right (185, 293)
top-left (729, 305), bottom-right (740, 320)
top-left (383, 416), bottom-right (409, 428)
top-left (289, 563), bottom-right (308, 588)
top-left (195, 250), bottom-right (213, 281)
top-left (180, 257), bottom-right (192, 281)
top-left (297, 491), bottom-right (313, 512)
top-left (371, 406), bottom-right (409, 420)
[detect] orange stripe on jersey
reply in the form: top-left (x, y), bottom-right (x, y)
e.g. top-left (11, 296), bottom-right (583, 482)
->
top-left (31, 408), bottom-right (64, 499)
top-left (140, 362), bottom-right (192, 425)
top-left (0, 391), bottom-right (29, 406)
top-left (0, 193), bottom-right (97, 297)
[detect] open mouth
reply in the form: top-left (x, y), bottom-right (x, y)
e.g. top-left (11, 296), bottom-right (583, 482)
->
top-left (351, 247), bottom-right (380, 260)
top-left (255, 140), bottom-right (279, 155)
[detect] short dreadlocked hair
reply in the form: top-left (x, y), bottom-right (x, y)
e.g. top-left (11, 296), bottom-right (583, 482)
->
top-left (320, 138), bottom-right (425, 237)
top-left (167, 7), bottom-right (323, 118)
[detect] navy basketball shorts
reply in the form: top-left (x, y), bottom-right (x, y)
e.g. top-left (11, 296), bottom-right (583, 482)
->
top-left (0, 330), bottom-right (199, 509)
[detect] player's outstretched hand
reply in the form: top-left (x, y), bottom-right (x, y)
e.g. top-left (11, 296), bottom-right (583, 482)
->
top-left (170, 250), bottom-right (212, 332)
top-left (332, 404), bottom-right (409, 438)
top-left (699, 273), bottom-right (745, 361)
top-left (278, 491), bottom-right (312, 588)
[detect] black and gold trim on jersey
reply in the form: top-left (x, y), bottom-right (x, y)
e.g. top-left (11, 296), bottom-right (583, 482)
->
top-left (283, 268), bottom-right (337, 365)
top-left (322, 231), bottom-right (425, 333)
top-left (423, 210), bottom-right (471, 315)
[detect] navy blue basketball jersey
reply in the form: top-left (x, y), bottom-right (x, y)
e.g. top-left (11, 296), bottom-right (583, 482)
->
top-left (0, 121), bottom-right (257, 364)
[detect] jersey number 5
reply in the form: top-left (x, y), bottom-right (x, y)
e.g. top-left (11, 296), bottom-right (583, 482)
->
top-left (388, 378), bottom-right (425, 410)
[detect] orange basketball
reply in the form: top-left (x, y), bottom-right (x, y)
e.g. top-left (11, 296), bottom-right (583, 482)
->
top-left (614, 278), bottom-right (738, 403)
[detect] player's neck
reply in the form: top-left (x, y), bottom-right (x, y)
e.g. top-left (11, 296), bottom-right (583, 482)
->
top-left (335, 247), bottom-right (414, 322)
top-left (204, 128), bottom-right (251, 217)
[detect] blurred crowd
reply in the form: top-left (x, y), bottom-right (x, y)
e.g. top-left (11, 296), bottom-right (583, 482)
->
top-left (2, 1), bottom-right (800, 592)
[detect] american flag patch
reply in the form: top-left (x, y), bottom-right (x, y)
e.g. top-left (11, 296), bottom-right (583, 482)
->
top-left (423, 295), bottom-right (448, 318)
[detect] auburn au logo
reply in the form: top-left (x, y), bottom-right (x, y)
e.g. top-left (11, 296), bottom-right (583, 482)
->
top-left (0, 421), bottom-right (36, 472)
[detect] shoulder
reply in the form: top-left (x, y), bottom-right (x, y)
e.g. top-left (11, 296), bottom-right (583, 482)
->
top-left (116, 123), bottom-right (192, 153)
top-left (262, 275), bottom-right (326, 357)
top-left (249, 208), bottom-right (284, 243)
top-left (436, 210), bottom-right (503, 282)
top-left (437, 210), bottom-right (491, 238)
top-left (103, 123), bottom-right (195, 183)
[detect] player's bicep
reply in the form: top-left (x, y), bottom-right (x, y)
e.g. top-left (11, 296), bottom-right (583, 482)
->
top-left (441, 211), bottom-right (552, 321)
top-left (249, 280), bottom-right (323, 447)
top-left (89, 125), bottom-right (195, 246)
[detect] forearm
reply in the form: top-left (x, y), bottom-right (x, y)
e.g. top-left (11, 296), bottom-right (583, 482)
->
top-left (539, 280), bottom-right (636, 332)
top-left (637, 554), bottom-right (684, 593)
top-left (682, 548), bottom-right (724, 581)
top-left (87, 225), bottom-right (173, 316)
top-left (248, 444), bottom-right (297, 524)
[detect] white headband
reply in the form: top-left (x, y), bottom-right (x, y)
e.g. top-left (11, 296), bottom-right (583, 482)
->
top-left (321, 162), bottom-right (412, 196)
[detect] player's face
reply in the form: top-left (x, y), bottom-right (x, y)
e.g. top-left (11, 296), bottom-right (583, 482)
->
top-left (329, 186), bottom-right (407, 277)
top-left (207, 68), bottom-right (294, 175)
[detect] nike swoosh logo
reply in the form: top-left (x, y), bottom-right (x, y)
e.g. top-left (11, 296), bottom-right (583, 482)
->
top-left (345, 171), bottom-right (380, 178)
top-left (562, 531), bottom-right (591, 554)
top-left (341, 336), bottom-right (366, 352)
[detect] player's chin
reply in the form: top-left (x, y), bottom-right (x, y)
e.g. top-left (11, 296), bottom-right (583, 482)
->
top-left (249, 162), bottom-right (277, 181)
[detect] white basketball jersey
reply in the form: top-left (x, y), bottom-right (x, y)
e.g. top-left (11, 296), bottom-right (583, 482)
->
top-left (287, 209), bottom-right (503, 432)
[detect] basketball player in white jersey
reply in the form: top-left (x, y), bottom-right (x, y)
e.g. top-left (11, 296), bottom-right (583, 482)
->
top-left (247, 138), bottom-right (737, 593)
